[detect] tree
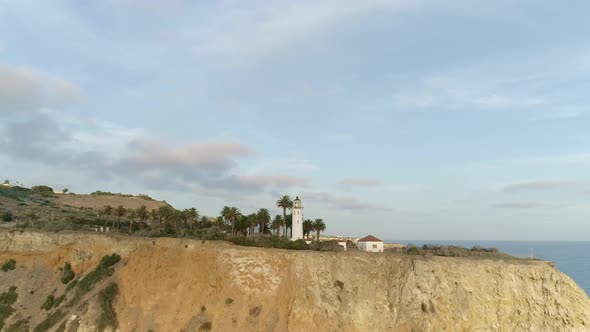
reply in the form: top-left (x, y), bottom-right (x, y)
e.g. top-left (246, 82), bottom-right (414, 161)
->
top-left (286, 213), bottom-right (293, 238)
top-left (102, 205), bottom-right (113, 229)
top-left (186, 208), bottom-right (199, 231)
top-left (227, 207), bottom-right (241, 235)
top-left (2, 180), bottom-right (9, 185)
top-left (158, 205), bottom-right (174, 233)
top-left (114, 205), bottom-right (126, 232)
top-left (220, 206), bottom-right (232, 233)
top-left (247, 213), bottom-right (258, 236)
top-left (303, 219), bottom-right (313, 238)
top-left (276, 195), bottom-right (293, 238)
top-left (62, 188), bottom-right (69, 194)
top-left (135, 205), bottom-right (149, 232)
top-left (312, 219), bottom-right (326, 241)
top-left (271, 215), bottom-right (282, 236)
top-left (257, 208), bottom-right (270, 234)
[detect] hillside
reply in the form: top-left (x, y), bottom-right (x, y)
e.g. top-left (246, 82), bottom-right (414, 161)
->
top-left (0, 186), bottom-right (170, 232)
top-left (0, 230), bottom-right (588, 331)
top-left (57, 194), bottom-right (168, 211)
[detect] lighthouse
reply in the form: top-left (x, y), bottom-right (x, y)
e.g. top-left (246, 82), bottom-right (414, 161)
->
top-left (291, 196), bottom-right (303, 240)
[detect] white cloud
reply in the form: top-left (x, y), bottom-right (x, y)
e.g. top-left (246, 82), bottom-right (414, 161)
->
top-left (190, 0), bottom-right (440, 63)
top-left (339, 178), bottom-right (382, 187)
top-left (392, 76), bottom-right (544, 111)
top-left (302, 191), bottom-right (393, 212)
top-left (0, 62), bottom-right (83, 114)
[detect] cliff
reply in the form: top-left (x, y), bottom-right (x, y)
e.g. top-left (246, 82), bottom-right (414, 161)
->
top-left (0, 230), bottom-right (588, 331)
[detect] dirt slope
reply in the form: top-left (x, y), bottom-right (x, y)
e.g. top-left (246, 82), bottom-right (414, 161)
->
top-left (57, 194), bottom-right (168, 211)
top-left (0, 230), bottom-right (588, 332)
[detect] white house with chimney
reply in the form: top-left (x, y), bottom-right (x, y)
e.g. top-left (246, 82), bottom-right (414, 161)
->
top-left (357, 235), bottom-right (384, 252)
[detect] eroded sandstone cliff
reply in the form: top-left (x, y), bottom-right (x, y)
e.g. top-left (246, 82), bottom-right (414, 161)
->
top-left (0, 230), bottom-right (588, 331)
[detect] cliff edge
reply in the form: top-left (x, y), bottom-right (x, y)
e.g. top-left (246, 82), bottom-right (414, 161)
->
top-left (0, 230), bottom-right (588, 331)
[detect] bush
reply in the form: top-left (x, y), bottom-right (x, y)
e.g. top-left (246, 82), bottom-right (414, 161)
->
top-left (98, 254), bottom-right (121, 270)
top-left (31, 185), bottom-right (55, 196)
top-left (66, 254), bottom-right (121, 308)
top-left (41, 295), bottom-right (55, 310)
top-left (65, 279), bottom-right (78, 292)
top-left (1, 259), bottom-right (16, 272)
top-left (60, 262), bottom-right (75, 284)
top-left (33, 310), bottom-right (65, 332)
top-left (0, 212), bottom-right (13, 222)
top-left (0, 286), bottom-right (18, 330)
top-left (97, 283), bottom-right (119, 331)
top-left (406, 244), bottom-right (419, 255)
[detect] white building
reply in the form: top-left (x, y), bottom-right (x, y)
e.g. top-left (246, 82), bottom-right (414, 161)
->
top-left (291, 196), bottom-right (303, 241)
top-left (357, 235), bottom-right (384, 253)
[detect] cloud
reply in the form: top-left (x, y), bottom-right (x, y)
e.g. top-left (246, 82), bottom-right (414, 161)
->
top-left (190, 0), bottom-right (439, 63)
top-left (302, 191), bottom-right (393, 212)
top-left (492, 202), bottom-right (548, 209)
top-left (501, 180), bottom-right (572, 193)
top-left (120, 139), bottom-right (254, 172)
top-left (392, 76), bottom-right (543, 111)
top-left (235, 175), bottom-right (310, 189)
top-left (0, 62), bottom-right (83, 114)
top-left (339, 178), bottom-right (382, 187)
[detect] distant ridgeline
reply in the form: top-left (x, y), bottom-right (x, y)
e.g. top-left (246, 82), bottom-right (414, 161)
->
top-left (90, 191), bottom-right (155, 201)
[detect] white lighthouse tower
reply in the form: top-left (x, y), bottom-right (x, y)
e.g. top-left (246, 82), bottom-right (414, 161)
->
top-left (291, 196), bottom-right (303, 240)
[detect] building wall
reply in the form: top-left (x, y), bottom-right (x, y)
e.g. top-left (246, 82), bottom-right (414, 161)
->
top-left (358, 241), bottom-right (383, 253)
top-left (291, 206), bottom-right (303, 240)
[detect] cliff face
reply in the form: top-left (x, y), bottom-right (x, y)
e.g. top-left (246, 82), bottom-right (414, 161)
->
top-left (0, 230), bottom-right (588, 332)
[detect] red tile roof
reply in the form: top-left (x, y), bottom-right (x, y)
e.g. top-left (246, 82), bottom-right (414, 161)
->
top-left (358, 235), bottom-right (382, 242)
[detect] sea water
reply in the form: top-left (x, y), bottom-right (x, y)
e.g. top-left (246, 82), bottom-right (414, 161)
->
top-left (387, 240), bottom-right (590, 296)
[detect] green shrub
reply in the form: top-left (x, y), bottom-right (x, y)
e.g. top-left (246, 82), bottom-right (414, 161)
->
top-left (66, 254), bottom-right (121, 308)
top-left (98, 254), bottom-right (121, 270)
top-left (6, 318), bottom-right (30, 332)
top-left (33, 309), bottom-right (65, 332)
top-left (53, 294), bottom-right (65, 307)
top-left (1, 259), bottom-right (16, 272)
top-left (31, 185), bottom-right (55, 196)
top-left (225, 298), bottom-right (234, 305)
top-left (0, 211), bottom-right (13, 222)
top-left (0, 286), bottom-right (18, 330)
top-left (60, 262), bottom-right (75, 284)
top-left (65, 279), bottom-right (78, 292)
top-left (41, 295), bottom-right (55, 310)
top-left (406, 244), bottom-right (419, 255)
top-left (97, 283), bottom-right (119, 331)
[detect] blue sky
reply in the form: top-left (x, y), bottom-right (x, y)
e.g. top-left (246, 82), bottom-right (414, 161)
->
top-left (1, 0), bottom-right (590, 240)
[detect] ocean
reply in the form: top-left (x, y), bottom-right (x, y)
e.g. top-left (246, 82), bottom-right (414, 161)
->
top-left (387, 240), bottom-right (590, 296)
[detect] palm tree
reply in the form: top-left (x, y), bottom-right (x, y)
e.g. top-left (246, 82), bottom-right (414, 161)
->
top-left (102, 205), bottom-right (113, 230)
top-left (220, 206), bottom-right (232, 233)
top-left (286, 213), bottom-right (293, 238)
top-left (136, 205), bottom-right (149, 231)
top-left (158, 205), bottom-right (173, 233)
top-left (226, 207), bottom-right (241, 235)
top-left (115, 205), bottom-right (126, 232)
top-left (247, 213), bottom-right (258, 236)
top-left (257, 208), bottom-right (270, 234)
top-left (312, 218), bottom-right (326, 241)
top-left (271, 215), bottom-right (282, 236)
top-left (186, 208), bottom-right (199, 231)
top-left (303, 219), bottom-right (313, 239)
top-left (276, 195), bottom-right (293, 238)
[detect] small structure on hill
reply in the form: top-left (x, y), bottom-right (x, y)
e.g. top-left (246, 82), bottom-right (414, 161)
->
top-left (357, 235), bottom-right (384, 253)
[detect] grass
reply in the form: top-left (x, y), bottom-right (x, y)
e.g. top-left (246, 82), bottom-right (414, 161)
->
top-left (33, 310), bottom-right (65, 332)
top-left (66, 254), bottom-right (121, 308)
top-left (60, 262), bottom-right (75, 284)
top-left (2, 259), bottom-right (16, 272)
top-left (65, 279), bottom-right (78, 292)
top-left (41, 295), bottom-right (55, 310)
top-left (0, 286), bottom-right (18, 330)
top-left (6, 318), bottom-right (30, 332)
top-left (228, 236), bottom-right (309, 250)
top-left (97, 282), bottom-right (119, 331)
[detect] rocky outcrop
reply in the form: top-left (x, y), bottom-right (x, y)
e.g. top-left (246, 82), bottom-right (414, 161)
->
top-left (0, 230), bottom-right (588, 331)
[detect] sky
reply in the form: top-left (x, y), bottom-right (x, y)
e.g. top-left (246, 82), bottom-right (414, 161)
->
top-left (1, 0), bottom-right (590, 241)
